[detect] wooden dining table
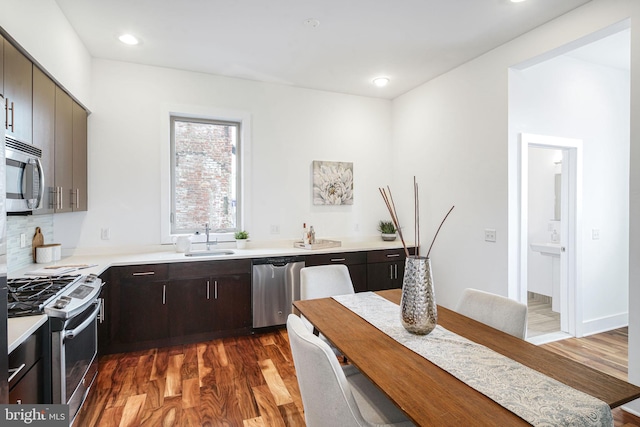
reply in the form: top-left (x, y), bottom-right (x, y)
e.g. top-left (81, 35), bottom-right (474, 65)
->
top-left (292, 289), bottom-right (640, 426)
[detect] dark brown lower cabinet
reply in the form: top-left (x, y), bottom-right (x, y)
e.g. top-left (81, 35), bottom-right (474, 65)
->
top-left (118, 280), bottom-right (169, 344)
top-left (8, 323), bottom-right (48, 404)
top-left (168, 274), bottom-right (251, 338)
top-left (366, 247), bottom-right (415, 291)
top-left (103, 260), bottom-right (251, 354)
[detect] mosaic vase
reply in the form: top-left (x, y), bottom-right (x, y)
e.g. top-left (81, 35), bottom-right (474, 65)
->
top-left (400, 256), bottom-right (437, 335)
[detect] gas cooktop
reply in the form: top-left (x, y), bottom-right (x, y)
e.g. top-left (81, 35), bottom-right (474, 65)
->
top-left (7, 275), bottom-right (82, 318)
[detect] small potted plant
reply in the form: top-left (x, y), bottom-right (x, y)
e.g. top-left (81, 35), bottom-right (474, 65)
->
top-left (234, 230), bottom-right (249, 249)
top-left (378, 220), bottom-right (397, 241)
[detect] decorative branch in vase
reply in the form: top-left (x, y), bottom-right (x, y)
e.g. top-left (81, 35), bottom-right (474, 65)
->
top-left (378, 178), bottom-right (454, 335)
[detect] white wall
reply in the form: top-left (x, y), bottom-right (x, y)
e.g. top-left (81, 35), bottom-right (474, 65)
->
top-left (511, 53), bottom-right (630, 333)
top-left (52, 59), bottom-right (393, 250)
top-left (391, 0), bottom-right (640, 413)
top-left (0, 0), bottom-right (91, 106)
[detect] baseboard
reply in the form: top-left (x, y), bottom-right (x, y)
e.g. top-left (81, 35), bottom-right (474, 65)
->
top-left (580, 312), bottom-right (628, 337)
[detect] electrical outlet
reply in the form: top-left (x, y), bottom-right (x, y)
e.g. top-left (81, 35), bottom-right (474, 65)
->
top-left (592, 228), bottom-right (600, 240)
top-left (270, 225), bottom-right (280, 234)
top-left (484, 229), bottom-right (496, 243)
top-left (101, 228), bottom-right (111, 240)
top-left (20, 233), bottom-right (26, 248)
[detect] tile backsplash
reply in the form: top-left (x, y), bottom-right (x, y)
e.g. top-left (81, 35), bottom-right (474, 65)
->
top-left (7, 214), bottom-right (54, 273)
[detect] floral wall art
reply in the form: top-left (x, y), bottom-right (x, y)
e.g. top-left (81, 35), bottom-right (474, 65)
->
top-left (312, 161), bottom-right (354, 205)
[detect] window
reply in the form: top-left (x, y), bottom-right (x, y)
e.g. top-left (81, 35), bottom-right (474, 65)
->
top-left (170, 116), bottom-right (241, 234)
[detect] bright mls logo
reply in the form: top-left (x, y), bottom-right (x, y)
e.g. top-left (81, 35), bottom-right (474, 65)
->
top-left (1, 405), bottom-right (68, 426)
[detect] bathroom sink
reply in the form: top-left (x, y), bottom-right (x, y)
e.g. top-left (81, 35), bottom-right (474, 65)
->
top-left (530, 242), bottom-right (562, 256)
top-left (185, 249), bottom-right (235, 257)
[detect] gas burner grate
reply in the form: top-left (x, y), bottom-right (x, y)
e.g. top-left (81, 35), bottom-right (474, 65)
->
top-left (7, 275), bottom-right (82, 318)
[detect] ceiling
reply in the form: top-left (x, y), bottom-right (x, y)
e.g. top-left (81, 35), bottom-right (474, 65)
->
top-left (55, 0), bottom-right (595, 99)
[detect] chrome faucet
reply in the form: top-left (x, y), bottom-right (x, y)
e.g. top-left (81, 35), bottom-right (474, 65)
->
top-left (204, 223), bottom-right (217, 250)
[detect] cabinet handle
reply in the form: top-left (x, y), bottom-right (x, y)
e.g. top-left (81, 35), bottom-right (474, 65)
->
top-left (98, 298), bottom-right (105, 323)
top-left (73, 189), bottom-right (80, 207)
top-left (6, 100), bottom-right (14, 132)
top-left (394, 264), bottom-right (398, 279)
top-left (389, 265), bottom-right (393, 279)
top-left (162, 284), bottom-right (166, 305)
top-left (8, 363), bottom-right (26, 383)
top-left (58, 186), bottom-right (63, 209)
top-left (132, 271), bottom-right (155, 276)
top-left (215, 280), bottom-right (218, 299)
top-left (386, 254), bottom-right (400, 258)
top-left (4, 98), bottom-right (8, 130)
top-left (207, 280), bottom-right (210, 300)
top-left (330, 258), bottom-right (346, 262)
top-left (10, 101), bottom-right (14, 132)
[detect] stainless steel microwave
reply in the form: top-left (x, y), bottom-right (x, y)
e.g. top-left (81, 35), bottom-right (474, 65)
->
top-left (5, 136), bottom-right (44, 214)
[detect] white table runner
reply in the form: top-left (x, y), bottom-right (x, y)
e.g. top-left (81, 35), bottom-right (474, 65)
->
top-left (332, 292), bottom-right (613, 427)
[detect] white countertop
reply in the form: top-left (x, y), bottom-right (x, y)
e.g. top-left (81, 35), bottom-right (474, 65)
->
top-left (8, 237), bottom-right (410, 353)
top-left (8, 314), bottom-right (48, 353)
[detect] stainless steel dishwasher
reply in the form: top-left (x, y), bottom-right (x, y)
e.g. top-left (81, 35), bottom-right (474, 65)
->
top-left (252, 256), bottom-right (305, 328)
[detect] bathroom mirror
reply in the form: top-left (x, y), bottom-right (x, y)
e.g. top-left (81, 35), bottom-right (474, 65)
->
top-left (554, 173), bottom-right (561, 220)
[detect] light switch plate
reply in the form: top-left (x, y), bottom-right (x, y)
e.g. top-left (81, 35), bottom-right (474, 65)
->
top-left (101, 228), bottom-right (111, 240)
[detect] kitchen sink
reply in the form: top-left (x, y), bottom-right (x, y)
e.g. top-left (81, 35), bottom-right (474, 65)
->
top-left (185, 249), bottom-right (235, 257)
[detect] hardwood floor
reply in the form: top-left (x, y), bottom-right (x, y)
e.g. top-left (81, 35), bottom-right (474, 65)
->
top-left (542, 328), bottom-right (639, 427)
top-left (76, 327), bottom-right (640, 426)
top-left (527, 294), bottom-right (560, 338)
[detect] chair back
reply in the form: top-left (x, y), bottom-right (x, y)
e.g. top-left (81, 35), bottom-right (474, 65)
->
top-left (286, 314), bottom-right (366, 427)
top-left (456, 288), bottom-right (528, 339)
top-left (300, 264), bottom-right (355, 300)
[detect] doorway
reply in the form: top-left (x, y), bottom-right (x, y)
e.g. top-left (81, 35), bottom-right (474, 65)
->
top-left (519, 134), bottom-right (582, 344)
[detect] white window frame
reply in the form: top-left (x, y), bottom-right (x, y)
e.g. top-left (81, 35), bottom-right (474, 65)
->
top-left (160, 104), bottom-right (252, 245)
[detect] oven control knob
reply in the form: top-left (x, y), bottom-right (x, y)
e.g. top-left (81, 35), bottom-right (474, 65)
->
top-left (54, 296), bottom-right (71, 309)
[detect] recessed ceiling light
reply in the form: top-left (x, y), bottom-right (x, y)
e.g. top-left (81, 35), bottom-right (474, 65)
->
top-left (118, 34), bottom-right (140, 45)
top-left (372, 77), bottom-right (390, 87)
top-left (510, 0), bottom-right (526, 3)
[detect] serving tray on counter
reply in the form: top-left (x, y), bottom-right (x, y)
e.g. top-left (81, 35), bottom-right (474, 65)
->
top-left (293, 239), bottom-right (342, 250)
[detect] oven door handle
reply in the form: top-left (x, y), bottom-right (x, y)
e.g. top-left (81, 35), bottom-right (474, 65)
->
top-left (64, 302), bottom-right (100, 341)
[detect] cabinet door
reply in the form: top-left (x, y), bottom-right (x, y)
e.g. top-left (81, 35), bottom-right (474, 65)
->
top-left (367, 262), bottom-right (400, 291)
top-left (118, 280), bottom-right (169, 344)
top-left (72, 101), bottom-right (87, 211)
top-left (214, 274), bottom-right (252, 331)
top-left (167, 278), bottom-right (216, 337)
top-left (3, 41), bottom-right (32, 143)
top-left (0, 35), bottom-right (4, 98)
top-left (9, 359), bottom-right (44, 404)
top-left (54, 87), bottom-right (73, 212)
top-left (32, 67), bottom-right (55, 214)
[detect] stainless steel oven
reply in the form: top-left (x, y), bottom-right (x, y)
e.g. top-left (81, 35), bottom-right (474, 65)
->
top-left (5, 136), bottom-right (44, 214)
top-left (45, 275), bottom-right (102, 425)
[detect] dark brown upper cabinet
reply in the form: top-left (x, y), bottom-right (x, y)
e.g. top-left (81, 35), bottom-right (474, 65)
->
top-left (3, 40), bottom-right (32, 143)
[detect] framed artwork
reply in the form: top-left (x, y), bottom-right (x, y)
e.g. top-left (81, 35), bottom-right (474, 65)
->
top-left (312, 161), bottom-right (354, 205)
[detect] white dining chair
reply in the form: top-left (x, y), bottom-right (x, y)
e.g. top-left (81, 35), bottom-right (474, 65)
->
top-left (300, 264), bottom-right (355, 301)
top-left (286, 314), bottom-right (415, 427)
top-left (456, 288), bottom-right (528, 339)
top-left (299, 265), bottom-right (355, 353)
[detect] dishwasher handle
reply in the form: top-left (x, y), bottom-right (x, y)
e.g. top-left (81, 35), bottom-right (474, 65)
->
top-left (252, 256), bottom-right (305, 267)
